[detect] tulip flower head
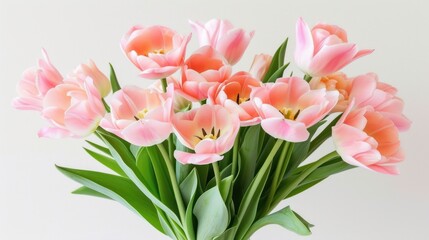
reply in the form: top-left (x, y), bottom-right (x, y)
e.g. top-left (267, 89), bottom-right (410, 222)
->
top-left (121, 25), bottom-right (191, 79)
top-left (12, 49), bottom-right (63, 111)
top-left (189, 19), bottom-right (254, 65)
top-left (333, 102), bottom-right (404, 175)
top-left (173, 104), bottom-right (240, 165)
top-left (208, 72), bottom-right (261, 126)
top-left (100, 85), bottom-right (174, 146)
top-left (295, 17), bottom-right (373, 77)
top-left (252, 77), bottom-right (338, 142)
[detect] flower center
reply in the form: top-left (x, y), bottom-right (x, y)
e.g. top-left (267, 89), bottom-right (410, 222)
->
top-left (279, 107), bottom-right (300, 120)
top-left (235, 94), bottom-right (249, 104)
top-left (195, 127), bottom-right (221, 141)
top-left (135, 108), bottom-right (149, 120)
top-left (151, 49), bottom-right (165, 55)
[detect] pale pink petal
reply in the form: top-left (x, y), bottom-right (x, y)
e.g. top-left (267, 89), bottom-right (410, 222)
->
top-left (261, 118), bottom-right (309, 142)
top-left (174, 151), bottom-right (223, 165)
top-left (122, 120), bottom-right (173, 146)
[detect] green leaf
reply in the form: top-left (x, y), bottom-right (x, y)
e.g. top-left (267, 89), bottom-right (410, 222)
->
top-left (72, 186), bottom-right (111, 199)
top-left (85, 140), bottom-right (111, 155)
top-left (213, 227), bottom-right (238, 240)
top-left (175, 139), bottom-right (194, 184)
top-left (307, 114), bottom-right (342, 157)
top-left (194, 186), bottom-right (229, 240)
top-left (262, 38), bottom-right (288, 82)
top-left (180, 169), bottom-right (198, 240)
top-left (83, 147), bottom-right (126, 177)
top-left (56, 166), bottom-right (164, 233)
top-left (234, 125), bottom-right (262, 204)
top-left (135, 147), bottom-right (158, 195)
top-left (265, 63), bottom-right (290, 83)
top-left (284, 120), bottom-right (327, 177)
top-left (109, 63), bottom-right (121, 93)
top-left (285, 159), bottom-right (355, 198)
top-left (243, 206), bottom-right (312, 239)
top-left (99, 133), bottom-right (181, 225)
top-left (146, 146), bottom-right (178, 213)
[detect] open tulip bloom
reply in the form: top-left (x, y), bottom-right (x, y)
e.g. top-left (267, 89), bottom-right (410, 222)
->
top-left (13, 18), bottom-right (410, 240)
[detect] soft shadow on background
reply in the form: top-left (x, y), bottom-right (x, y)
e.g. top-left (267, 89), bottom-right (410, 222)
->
top-left (1, 0), bottom-right (428, 239)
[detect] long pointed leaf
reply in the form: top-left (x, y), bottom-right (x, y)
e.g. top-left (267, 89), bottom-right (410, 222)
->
top-left (83, 147), bottom-right (126, 176)
top-left (56, 166), bottom-right (164, 233)
top-left (99, 133), bottom-right (182, 225)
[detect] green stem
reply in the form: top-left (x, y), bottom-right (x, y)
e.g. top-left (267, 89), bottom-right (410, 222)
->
top-left (262, 141), bottom-right (290, 215)
top-left (303, 74), bottom-right (312, 82)
top-left (161, 78), bottom-right (168, 92)
top-left (233, 139), bottom-right (283, 234)
top-left (168, 135), bottom-right (174, 163)
top-left (231, 134), bottom-right (240, 178)
top-left (269, 151), bottom-right (339, 212)
top-left (157, 144), bottom-right (187, 226)
top-left (212, 162), bottom-right (221, 186)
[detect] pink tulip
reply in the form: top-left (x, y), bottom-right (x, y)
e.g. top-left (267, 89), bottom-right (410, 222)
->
top-left (309, 72), bottom-right (352, 112)
top-left (207, 72), bottom-right (261, 126)
top-left (332, 103), bottom-right (404, 175)
top-left (295, 18), bottom-right (373, 77)
top-left (149, 78), bottom-right (192, 113)
top-left (251, 77), bottom-right (338, 142)
top-left (121, 25), bottom-right (191, 79)
top-left (249, 54), bottom-right (272, 80)
top-left (12, 49), bottom-right (63, 111)
top-left (173, 104), bottom-right (240, 165)
top-left (350, 73), bottom-right (411, 131)
top-left (176, 46), bottom-right (231, 101)
top-left (100, 85), bottom-right (174, 146)
top-left (39, 78), bottom-right (105, 138)
top-left (71, 60), bottom-right (111, 97)
top-left (189, 19), bottom-right (254, 65)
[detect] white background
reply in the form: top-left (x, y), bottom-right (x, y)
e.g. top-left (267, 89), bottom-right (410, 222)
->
top-left (1, 0), bottom-right (428, 239)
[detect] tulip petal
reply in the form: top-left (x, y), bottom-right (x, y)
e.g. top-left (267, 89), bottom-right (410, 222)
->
top-left (174, 150), bottom-right (223, 165)
top-left (261, 118), bottom-right (309, 142)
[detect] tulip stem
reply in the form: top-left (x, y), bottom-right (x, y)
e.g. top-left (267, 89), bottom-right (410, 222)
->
top-left (262, 141), bottom-right (292, 216)
top-left (157, 144), bottom-right (187, 227)
top-left (161, 78), bottom-right (168, 92)
top-left (232, 139), bottom-right (283, 238)
top-left (212, 162), bottom-right (221, 187)
top-left (304, 74), bottom-right (312, 82)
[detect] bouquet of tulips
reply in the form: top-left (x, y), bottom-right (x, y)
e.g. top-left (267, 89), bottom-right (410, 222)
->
top-left (13, 17), bottom-right (410, 240)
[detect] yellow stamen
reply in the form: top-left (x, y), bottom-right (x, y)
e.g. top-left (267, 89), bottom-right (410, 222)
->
top-left (135, 108), bottom-right (149, 119)
top-left (279, 107), bottom-right (301, 120)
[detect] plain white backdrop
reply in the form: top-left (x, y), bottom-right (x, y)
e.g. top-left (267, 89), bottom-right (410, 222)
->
top-left (1, 0), bottom-right (428, 239)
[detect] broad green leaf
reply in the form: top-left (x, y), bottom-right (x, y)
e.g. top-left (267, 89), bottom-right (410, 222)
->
top-left (265, 63), bottom-right (290, 83)
top-left (243, 206), bottom-right (312, 239)
top-left (180, 169), bottom-right (198, 240)
top-left (85, 140), bottom-right (111, 155)
top-left (109, 63), bottom-right (121, 92)
top-left (157, 209), bottom-right (178, 240)
top-left (146, 146), bottom-right (178, 213)
top-left (72, 186), bottom-right (111, 199)
top-left (262, 38), bottom-right (288, 82)
top-left (213, 227), bottom-right (238, 240)
top-left (99, 133), bottom-right (181, 225)
top-left (232, 139), bottom-right (283, 240)
top-left (284, 120), bottom-right (327, 177)
top-left (135, 147), bottom-right (158, 196)
top-left (56, 166), bottom-right (164, 233)
top-left (175, 139), bottom-right (194, 184)
top-left (234, 125), bottom-right (262, 204)
top-left (83, 147), bottom-right (126, 177)
top-left (194, 186), bottom-right (229, 240)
